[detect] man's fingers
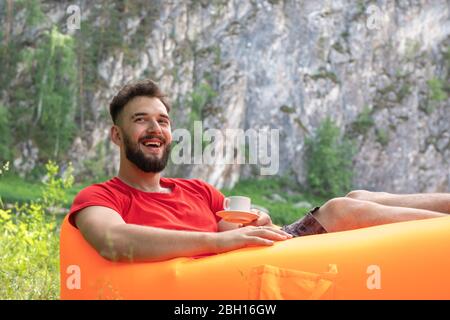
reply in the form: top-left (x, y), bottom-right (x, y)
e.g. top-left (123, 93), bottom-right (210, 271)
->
top-left (245, 236), bottom-right (274, 246)
top-left (252, 226), bottom-right (292, 238)
top-left (256, 229), bottom-right (290, 241)
top-left (255, 215), bottom-right (271, 226)
top-left (246, 226), bottom-right (292, 240)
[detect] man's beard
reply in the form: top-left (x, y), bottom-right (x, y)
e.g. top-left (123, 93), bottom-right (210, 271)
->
top-left (123, 133), bottom-right (171, 173)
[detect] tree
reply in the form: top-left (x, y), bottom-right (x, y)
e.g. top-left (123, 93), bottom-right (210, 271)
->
top-left (304, 118), bottom-right (355, 198)
top-left (32, 27), bottom-right (78, 159)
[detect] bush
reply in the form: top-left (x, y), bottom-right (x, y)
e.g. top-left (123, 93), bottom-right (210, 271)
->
top-left (0, 161), bottom-right (73, 299)
top-left (348, 106), bottom-right (374, 137)
top-left (304, 118), bottom-right (355, 198)
top-left (427, 78), bottom-right (447, 102)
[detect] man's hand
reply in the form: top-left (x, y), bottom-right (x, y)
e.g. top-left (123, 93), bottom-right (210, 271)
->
top-left (212, 225), bottom-right (292, 254)
top-left (245, 208), bottom-right (274, 227)
top-left (217, 208), bottom-right (275, 231)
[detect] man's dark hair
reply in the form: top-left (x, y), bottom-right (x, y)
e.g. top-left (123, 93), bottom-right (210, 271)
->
top-left (109, 79), bottom-right (171, 124)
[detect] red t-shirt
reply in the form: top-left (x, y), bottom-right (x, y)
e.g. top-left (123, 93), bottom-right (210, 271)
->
top-left (68, 177), bottom-right (225, 232)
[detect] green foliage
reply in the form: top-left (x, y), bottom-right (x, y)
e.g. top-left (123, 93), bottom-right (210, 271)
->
top-left (445, 46), bottom-right (450, 73)
top-left (349, 106), bottom-right (374, 137)
top-left (16, 0), bottom-right (46, 26)
top-left (213, 45), bottom-right (222, 65)
top-left (305, 118), bottom-right (355, 198)
top-left (0, 1), bottom-right (165, 174)
top-left (0, 162), bottom-right (9, 177)
top-left (76, 1), bottom-right (159, 86)
top-left (42, 161), bottom-right (74, 209)
top-left (377, 83), bottom-right (396, 96)
top-left (82, 141), bottom-right (109, 181)
top-left (189, 82), bottom-right (218, 124)
top-left (427, 78), bottom-right (447, 102)
top-left (396, 83), bottom-right (411, 102)
top-left (280, 105), bottom-right (296, 114)
top-left (0, 40), bottom-right (21, 90)
top-left (0, 162), bottom-right (9, 207)
top-left (31, 27), bottom-right (78, 159)
top-left (375, 128), bottom-right (389, 146)
top-left (0, 172), bottom-right (95, 207)
top-left (420, 103), bottom-right (435, 115)
top-left (0, 161), bottom-right (73, 299)
top-left (377, 81), bottom-right (411, 102)
top-left (311, 69), bottom-right (340, 84)
top-left (332, 41), bottom-right (346, 54)
top-left (419, 83), bottom-right (443, 114)
top-left (0, 175), bottom-right (43, 205)
top-left (0, 105), bottom-right (12, 161)
top-left (185, 82), bottom-right (218, 151)
top-left (5, 25), bottom-right (78, 162)
top-left (0, 203), bottom-right (59, 299)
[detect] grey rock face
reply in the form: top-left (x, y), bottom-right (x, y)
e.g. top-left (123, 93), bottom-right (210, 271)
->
top-left (4, 0), bottom-right (450, 193)
top-left (13, 140), bottom-right (39, 177)
top-left (152, 0), bottom-right (450, 192)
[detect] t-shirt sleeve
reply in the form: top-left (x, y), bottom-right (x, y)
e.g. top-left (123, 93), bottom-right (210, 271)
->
top-left (193, 179), bottom-right (225, 222)
top-left (68, 184), bottom-right (122, 228)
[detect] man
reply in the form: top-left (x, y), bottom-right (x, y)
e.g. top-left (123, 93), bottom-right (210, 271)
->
top-left (69, 79), bottom-right (449, 263)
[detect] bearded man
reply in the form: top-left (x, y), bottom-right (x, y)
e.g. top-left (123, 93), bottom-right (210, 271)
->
top-left (69, 79), bottom-right (449, 262)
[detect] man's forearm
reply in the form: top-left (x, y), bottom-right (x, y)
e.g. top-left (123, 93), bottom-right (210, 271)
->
top-left (102, 224), bottom-right (218, 262)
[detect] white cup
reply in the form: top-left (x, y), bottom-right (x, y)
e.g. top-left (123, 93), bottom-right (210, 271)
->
top-left (223, 196), bottom-right (251, 212)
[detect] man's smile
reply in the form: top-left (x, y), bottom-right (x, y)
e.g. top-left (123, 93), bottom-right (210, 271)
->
top-left (139, 136), bottom-right (166, 154)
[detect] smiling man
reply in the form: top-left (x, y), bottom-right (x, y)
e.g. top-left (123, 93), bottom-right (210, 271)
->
top-left (69, 79), bottom-right (449, 263)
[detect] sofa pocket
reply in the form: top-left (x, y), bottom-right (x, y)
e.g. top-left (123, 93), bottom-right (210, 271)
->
top-left (248, 264), bottom-right (337, 300)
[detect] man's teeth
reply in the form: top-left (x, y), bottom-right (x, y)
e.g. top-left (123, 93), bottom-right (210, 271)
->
top-left (143, 141), bottom-right (161, 147)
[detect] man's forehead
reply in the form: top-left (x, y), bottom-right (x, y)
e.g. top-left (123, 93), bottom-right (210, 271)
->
top-left (124, 96), bottom-right (168, 117)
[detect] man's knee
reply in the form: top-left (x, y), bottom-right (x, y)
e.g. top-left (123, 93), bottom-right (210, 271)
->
top-left (346, 190), bottom-right (372, 200)
top-left (316, 197), bottom-right (362, 231)
top-left (322, 197), bottom-right (351, 212)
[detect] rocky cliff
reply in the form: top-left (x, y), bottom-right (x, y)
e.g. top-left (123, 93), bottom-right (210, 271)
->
top-left (1, 0), bottom-right (449, 193)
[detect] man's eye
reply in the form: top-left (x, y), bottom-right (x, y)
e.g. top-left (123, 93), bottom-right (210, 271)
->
top-left (159, 120), bottom-right (169, 124)
top-left (135, 118), bottom-right (144, 122)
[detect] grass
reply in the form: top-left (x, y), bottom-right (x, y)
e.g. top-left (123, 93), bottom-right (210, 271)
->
top-left (0, 174), bottom-right (102, 207)
top-left (0, 162), bottom-right (70, 300)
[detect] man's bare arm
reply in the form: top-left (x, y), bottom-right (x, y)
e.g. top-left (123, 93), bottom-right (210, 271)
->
top-left (75, 206), bottom-right (292, 263)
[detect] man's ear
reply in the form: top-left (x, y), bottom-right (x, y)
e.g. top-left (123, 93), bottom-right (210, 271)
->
top-left (110, 125), bottom-right (122, 146)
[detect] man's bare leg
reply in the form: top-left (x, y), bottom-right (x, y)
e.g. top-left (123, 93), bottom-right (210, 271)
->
top-left (346, 190), bottom-right (450, 214)
top-left (313, 197), bottom-right (447, 233)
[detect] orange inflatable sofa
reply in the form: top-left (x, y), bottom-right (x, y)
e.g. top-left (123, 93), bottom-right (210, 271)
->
top-left (60, 215), bottom-right (450, 299)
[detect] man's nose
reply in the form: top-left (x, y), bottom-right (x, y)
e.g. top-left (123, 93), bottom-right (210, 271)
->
top-left (146, 119), bottom-right (162, 134)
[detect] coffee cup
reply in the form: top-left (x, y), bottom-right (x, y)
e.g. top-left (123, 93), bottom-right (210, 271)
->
top-left (223, 196), bottom-right (251, 212)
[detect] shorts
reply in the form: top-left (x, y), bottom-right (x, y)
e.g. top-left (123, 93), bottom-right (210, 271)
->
top-left (281, 207), bottom-right (328, 237)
